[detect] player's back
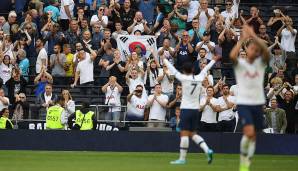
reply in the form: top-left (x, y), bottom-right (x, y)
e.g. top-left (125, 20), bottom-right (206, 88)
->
top-left (179, 74), bottom-right (205, 109)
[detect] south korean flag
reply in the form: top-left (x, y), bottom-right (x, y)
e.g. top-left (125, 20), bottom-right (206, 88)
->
top-left (116, 35), bottom-right (157, 61)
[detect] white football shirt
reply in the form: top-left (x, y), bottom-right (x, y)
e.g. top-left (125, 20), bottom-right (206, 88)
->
top-left (217, 95), bottom-right (236, 121)
top-left (234, 57), bottom-right (266, 105)
top-left (163, 58), bottom-right (215, 109)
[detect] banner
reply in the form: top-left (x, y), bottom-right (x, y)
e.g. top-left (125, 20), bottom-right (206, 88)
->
top-left (16, 121), bottom-right (121, 131)
top-left (116, 35), bottom-right (157, 61)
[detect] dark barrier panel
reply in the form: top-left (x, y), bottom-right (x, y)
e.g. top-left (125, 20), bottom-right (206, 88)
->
top-left (0, 130), bottom-right (298, 155)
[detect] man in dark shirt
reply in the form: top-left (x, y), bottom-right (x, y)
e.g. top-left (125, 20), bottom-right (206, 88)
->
top-left (246, 6), bottom-right (264, 34)
top-left (175, 30), bottom-right (194, 71)
top-left (117, 0), bottom-right (136, 31)
top-left (276, 90), bottom-right (298, 133)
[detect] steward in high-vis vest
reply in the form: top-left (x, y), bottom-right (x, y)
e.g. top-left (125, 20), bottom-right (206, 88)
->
top-left (68, 102), bottom-right (97, 130)
top-left (46, 101), bottom-right (66, 130)
top-left (0, 108), bottom-right (13, 129)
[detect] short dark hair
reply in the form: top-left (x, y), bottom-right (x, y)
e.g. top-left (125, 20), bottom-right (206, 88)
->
top-left (222, 84), bottom-right (229, 89)
top-left (182, 62), bottom-right (193, 74)
top-left (37, 38), bottom-right (45, 45)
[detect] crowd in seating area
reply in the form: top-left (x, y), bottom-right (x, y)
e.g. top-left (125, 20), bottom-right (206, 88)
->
top-left (0, 0), bottom-right (297, 133)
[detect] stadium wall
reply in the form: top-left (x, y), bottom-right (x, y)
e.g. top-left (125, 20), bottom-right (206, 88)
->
top-left (0, 130), bottom-right (298, 155)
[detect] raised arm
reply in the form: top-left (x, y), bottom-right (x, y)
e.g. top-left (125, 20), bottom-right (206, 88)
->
top-left (162, 57), bottom-right (183, 81)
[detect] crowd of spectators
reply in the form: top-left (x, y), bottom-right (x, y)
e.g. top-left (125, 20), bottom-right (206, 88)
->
top-left (0, 0), bottom-right (297, 133)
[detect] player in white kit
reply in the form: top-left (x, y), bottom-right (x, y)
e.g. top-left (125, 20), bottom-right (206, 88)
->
top-left (230, 25), bottom-right (270, 171)
top-left (161, 54), bottom-right (219, 165)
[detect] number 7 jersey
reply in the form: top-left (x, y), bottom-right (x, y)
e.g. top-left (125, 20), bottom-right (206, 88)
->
top-left (163, 59), bottom-right (216, 109)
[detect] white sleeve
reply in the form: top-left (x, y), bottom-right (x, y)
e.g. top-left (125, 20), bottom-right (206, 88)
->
top-left (66, 101), bottom-right (76, 115)
top-left (61, 110), bottom-right (68, 125)
top-left (90, 15), bottom-right (98, 23)
top-left (163, 58), bottom-right (185, 82)
top-left (199, 60), bottom-right (215, 77)
top-left (102, 16), bottom-right (108, 26)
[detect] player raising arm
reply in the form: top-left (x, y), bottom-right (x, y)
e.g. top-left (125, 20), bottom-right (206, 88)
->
top-left (230, 25), bottom-right (270, 171)
top-left (161, 53), bottom-right (219, 165)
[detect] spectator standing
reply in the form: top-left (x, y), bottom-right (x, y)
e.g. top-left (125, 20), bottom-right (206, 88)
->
top-left (63, 44), bottom-right (74, 78)
top-left (245, 6), bottom-right (263, 34)
top-left (35, 38), bottom-right (48, 74)
top-left (0, 54), bottom-right (13, 85)
top-left (197, 0), bottom-right (214, 29)
top-left (277, 17), bottom-right (297, 69)
top-left (116, 0), bottom-right (136, 31)
top-left (150, 4), bottom-right (165, 34)
top-left (264, 98), bottom-right (287, 134)
top-left (2, 11), bottom-right (17, 35)
top-left (257, 24), bottom-right (273, 46)
top-left (276, 90), bottom-right (298, 133)
top-left (157, 64), bottom-right (174, 96)
top-left (188, 17), bottom-right (205, 47)
top-left (0, 88), bottom-right (9, 111)
top-left (91, 23), bottom-right (104, 50)
top-left (217, 84), bottom-right (236, 132)
top-left (5, 68), bottom-right (27, 105)
top-left (168, 0), bottom-right (188, 32)
top-left (12, 93), bottom-right (29, 120)
top-left (127, 11), bottom-right (151, 35)
top-left (0, 108), bottom-right (13, 129)
top-left (102, 76), bottom-right (123, 126)
top-left (112, 21), bottom-right (129, 40)
top-left (60, 0), bottom-right (75, 31)
top-left (138, 0), bottom-right (156, 27)
top-left (182, 0), bottom-right (199, 30)
top-left (199, 86), bottom-right (219, 132)
top-left (157, 37), bottom-right (175, 66)
top-left (50, 44), bottom-right (67, 84)
top-left (268, 37), bottom-right (286, 73)
top-left (167, 84), bottom-right (182, 119)
top-left (36, 84), bottom-right (59, 120)
top-left (60, 89), bottom-right (75, 121)
top-left (44, 0), bottom-right (60, 23)
top-left (16, 49), bottom-right (29, 81)
top-left (175, 31), bottom-right (194, 71)
top-left (90, 6), bottom-right (108, 30)
top-left (34, 66), bottom-right (54, 97)
top-left (156, 19), bottom-right (179, 48)
top-left (106, 49), bottom-right (126, 86)
top-left (126, 68), bottom-right (145, 93)
top-left (126, 85), bottom-right (148, 125)
top-left (146, 84), bottom-right (169, 127)
top-left (221, 0), bottom-right (240, 26)
top-left (64, 20), bottom-right (81, 53)
top-left (196, 31), bottom-right (215, 60)
top-left (71, 44), bottom-right (97, 94)
top-left (145, 59), bottom-right (160, 93)
top-left (267, 8), bottom-right (285, 37)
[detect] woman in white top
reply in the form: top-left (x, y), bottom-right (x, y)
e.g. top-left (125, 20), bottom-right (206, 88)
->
top-left (125, 51), bottom-right (144, 72)
top-left (0, 54), bottom-right (13, 84)
top-left (60, 89), bottom-right (75, 121)
top-left (145, 60), bottom-right (160, 94)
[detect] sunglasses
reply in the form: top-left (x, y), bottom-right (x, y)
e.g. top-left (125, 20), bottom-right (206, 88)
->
top-left (99, 8), bottom-right (104, 11)
top-left (182, 35), bottom-right (189, 37)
